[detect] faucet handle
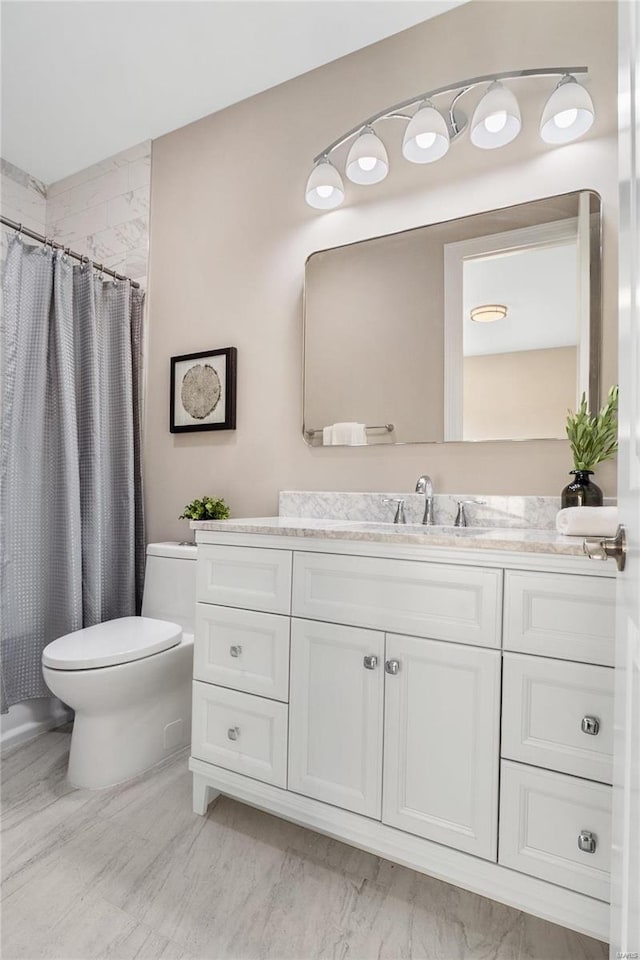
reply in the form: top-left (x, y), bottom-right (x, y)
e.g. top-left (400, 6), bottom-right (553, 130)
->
top-left (383, 498), bottom-right (407, 524)
top-left (453, 498), bottom-right (487, 528)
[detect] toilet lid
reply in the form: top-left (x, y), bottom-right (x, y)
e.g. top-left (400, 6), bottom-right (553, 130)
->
top-left (42, 617), bottom-right (183, 670)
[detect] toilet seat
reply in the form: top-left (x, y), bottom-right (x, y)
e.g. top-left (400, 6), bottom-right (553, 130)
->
top-left (42, 617), bottom-right (183, 671)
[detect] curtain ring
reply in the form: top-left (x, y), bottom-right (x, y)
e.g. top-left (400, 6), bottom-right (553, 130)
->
top-left (98, 263), bottom-right (104, 280)
top-left (16, 223), bottom-right (23, 239)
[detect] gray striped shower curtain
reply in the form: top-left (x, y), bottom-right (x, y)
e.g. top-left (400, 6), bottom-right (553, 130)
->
top-left (0, 235), bottom-right (145, 711)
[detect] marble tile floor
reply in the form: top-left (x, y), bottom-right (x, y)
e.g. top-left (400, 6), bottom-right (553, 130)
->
top-left (1, 728), bottom-right (608, 960)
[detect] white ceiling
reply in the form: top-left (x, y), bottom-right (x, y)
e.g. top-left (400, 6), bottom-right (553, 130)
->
top-left (463, 242), bottom-right (579, 357)
top-left (1, 0), bottom-right (465, 185)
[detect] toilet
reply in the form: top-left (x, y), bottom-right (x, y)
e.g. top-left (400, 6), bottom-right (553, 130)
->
top-left (42, 542), bottom-right (197, 789)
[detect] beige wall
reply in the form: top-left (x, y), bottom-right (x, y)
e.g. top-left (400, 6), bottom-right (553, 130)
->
top-left (463, 346), bottom-right (577, 441)
top-left (146, 1), bottom-right (618, 541)
top-left (305, 229), bottom-right (444, 443)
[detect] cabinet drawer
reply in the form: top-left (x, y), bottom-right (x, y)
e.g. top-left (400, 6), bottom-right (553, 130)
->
top-left (191, 681), bottom-right (288, 787)
top-left (197, 545), bottom-right (292, 614)
top-left (293, 552), bottom-right (502, 648)
top-left (502, 654), bottom-right (614, 783)
top-left (195, 605), bottom-right (290, 702)
top-left (499, 760), bottom-right (611, 901)
top-left (504, 570), bottom-right (615, 666)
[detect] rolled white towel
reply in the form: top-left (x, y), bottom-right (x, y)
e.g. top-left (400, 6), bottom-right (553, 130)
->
top-left (322, 426), bottom-right (334, 446)
top-left (556, 506), bottom-right (619, 537)
top-left (331, 422), bottom-right (367, 445)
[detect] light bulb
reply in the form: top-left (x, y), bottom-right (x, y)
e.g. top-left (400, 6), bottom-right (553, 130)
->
top-left (554, 107), bottom-right (579, 129)
top-left (316, 184), bottom-right (334, 199)
top-left (358, 156), bottom-right (377, 172)
top-left (415, 131), bottom-right (437, 149)
top-left (484, 110), bottom-right (507, 134)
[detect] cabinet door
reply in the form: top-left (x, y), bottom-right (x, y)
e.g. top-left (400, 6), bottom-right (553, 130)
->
top-left (383, 634), bottom-right (500, 860)
top-left (288, 618), bottom-right (384, 818)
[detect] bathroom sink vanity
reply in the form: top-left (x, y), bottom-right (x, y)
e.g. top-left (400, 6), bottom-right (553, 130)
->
top-left (189, 507), bottom-right (615, 942)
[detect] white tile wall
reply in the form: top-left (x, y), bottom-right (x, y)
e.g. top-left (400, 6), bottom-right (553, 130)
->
top-left (0, 159), bottom-right (47, 264)
top-left (45, 141), bottom-right (151, 287)
top-left (0, 141), bottom-right (151, 287)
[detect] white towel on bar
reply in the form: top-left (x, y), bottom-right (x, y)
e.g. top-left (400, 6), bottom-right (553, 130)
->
top-left (556, 506), bottom-right (619, 537)
top-left (322, 422), bottom-right (367, 445)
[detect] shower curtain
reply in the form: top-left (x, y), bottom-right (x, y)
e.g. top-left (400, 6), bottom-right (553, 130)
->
top-left (0, 235), bottom-right (145, 711)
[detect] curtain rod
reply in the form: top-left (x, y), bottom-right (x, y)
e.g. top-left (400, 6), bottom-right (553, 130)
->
top-left (1, 216), bottom-right (141, 289)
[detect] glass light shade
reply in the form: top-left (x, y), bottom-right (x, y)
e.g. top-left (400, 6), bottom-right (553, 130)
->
top-left (346, 130), bottom-right (389, 184)
top-left (470, 82), bottom-right (521, 149)
top-left (470, 304), bottom-right (508, 323)
top-left (540, 77), bottom-right (595, 144)
top-left (402, 104), bottom-right (450, 163)
top-left (305, 161), bottom-right (344, 209)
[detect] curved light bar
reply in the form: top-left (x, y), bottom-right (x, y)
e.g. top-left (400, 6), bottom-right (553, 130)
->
top-left (402, 102), bottom-right (450, 163)
top-left (346, 128), bottom-right (389, 184)
top-left (470, 81), bottom-right (521, 149)
top-left (305, 160), bottom-right (344, 209)
top-left (540, 76), bottom-right (595, 143)
top-left (305, 66), bottom-right (592, 210)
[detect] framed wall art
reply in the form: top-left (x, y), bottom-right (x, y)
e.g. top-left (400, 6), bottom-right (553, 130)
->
top-left (170, 347), bottom-right (237, 433)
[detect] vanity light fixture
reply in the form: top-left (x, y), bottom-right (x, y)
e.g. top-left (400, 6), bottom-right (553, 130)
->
top-left (540, 75), bottom-right (595, 143)
top-left (346, 127), bottom-right (389, 184)
top-left (470, 81), bottom-right (522, 149)
top-left (305, 67), bottom-right (592, 209)
top-left (470, 304), bottom-right (508, 323)
top-left (402, 101), bottom-right (450, 163)
top-left (305, 159), bottom-right (345, 209)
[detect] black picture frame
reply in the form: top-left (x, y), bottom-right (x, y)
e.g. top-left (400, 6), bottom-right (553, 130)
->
top-left (170, 347), bottom-right (237, 433)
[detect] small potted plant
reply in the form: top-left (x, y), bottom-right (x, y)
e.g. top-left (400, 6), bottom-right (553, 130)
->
top-left (563, 385), bottom-right (618, 507)
top-left (179, 495), bottom-right (231, 522)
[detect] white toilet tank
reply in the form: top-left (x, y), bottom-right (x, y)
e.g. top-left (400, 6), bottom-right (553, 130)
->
top-left (142, 542), bottom-right (197, 634)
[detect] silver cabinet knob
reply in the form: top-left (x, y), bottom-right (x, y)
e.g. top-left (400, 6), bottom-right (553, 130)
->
top-left (229, 645), bottom-right (242, 658)
top-left (385, 659), bottom-right (400, 675)
top-left (581, 716), bottom-right (600, 736)
top-left (227, 726), bottom-right (240, 741)
top-left (578, 830), bottom-right (597, 854)
top-left (363, 655), bottom-right (378, 670)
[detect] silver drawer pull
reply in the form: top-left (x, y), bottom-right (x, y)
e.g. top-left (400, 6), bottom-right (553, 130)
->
top-left (385, 659), bottom-right (400, 675)
top-left (578, 830), bottom-right (597, 854)
top-left (363, 655), bottom-right (378, 670)
top-left (581, 716), bottom-right (600, 736)
top-left (227, 726), bottom-right (240, 741)
top-left (229, 645), bottom-right (242, 658)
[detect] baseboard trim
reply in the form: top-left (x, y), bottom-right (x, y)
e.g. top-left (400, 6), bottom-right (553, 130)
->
top-left (189, 757), bottom-right (610, 944)
top-left (1, 702), bottom-right (72, 753)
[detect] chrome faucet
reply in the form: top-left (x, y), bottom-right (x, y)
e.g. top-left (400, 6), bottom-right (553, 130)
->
top-left (383, 498), bottom-right (406, 524)
top-left (415, 475), bottom-right (435, 525)
top-left (454, 498), bottom-right (487, 527)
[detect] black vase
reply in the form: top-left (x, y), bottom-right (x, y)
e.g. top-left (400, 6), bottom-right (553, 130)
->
top-left (561, 470), bottom-right (603, 508)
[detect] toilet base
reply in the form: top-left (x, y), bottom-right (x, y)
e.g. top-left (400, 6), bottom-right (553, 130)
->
top-left (43, 635), bottom-right (193, 790)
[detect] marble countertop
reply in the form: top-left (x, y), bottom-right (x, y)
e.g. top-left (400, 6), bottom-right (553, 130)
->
top-left (190, 516), bottom-right (589, 557)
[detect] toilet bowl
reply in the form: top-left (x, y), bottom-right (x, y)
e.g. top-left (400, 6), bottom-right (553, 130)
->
top-left (42, 542), bottom-right (197, 789)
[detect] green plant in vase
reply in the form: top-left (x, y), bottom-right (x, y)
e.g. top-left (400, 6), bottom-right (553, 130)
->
top-left (562, 385), bottom-right (618, 508)
top-left (179, 495), bottom-right (231, 521)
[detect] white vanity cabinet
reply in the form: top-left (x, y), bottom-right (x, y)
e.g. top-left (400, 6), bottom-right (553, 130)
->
top-left (288, 619), bottom-right (384, 818)
top-left (382, 633), bottom-right (500, 859)
top-left (190, 531), bottom-right (616, 943)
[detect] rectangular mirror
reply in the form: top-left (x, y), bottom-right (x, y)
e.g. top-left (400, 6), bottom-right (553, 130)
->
top-left (303, 191), bottom-right (601, 446)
